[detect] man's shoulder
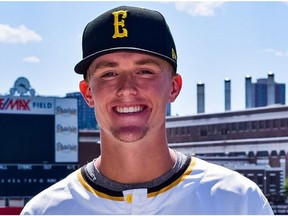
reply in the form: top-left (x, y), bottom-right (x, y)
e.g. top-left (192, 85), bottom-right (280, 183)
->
top-left (191, 157), bottom-right (259, 192)
top-left (20, 169), bottom-right (79, 215)
top-left (181, 156), bottom-right (273, 214)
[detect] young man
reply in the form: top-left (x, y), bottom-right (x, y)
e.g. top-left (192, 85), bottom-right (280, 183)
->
top-left (21, 5), bottom-right (273, 215)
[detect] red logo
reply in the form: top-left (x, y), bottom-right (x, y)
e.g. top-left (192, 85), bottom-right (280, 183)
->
top-left (0, 98), bottom-right (30, 111)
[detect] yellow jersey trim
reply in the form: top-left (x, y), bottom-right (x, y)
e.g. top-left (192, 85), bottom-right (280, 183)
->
top-left (147, 156), bottom-right (195, 198)
top-left (77, 170), bottom-right (125, 201)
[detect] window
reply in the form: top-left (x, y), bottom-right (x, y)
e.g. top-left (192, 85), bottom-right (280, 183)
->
top-left (252, 121), bottom-right (257, 130)
top-left (273, 119), bottom-right (278, 128)
top-left (231, 123), bottom-right (237, 132)
top-left (269, 174), bottom-right (276, 185)
top-left (200, 129), bottom-right (207, 136)
top-left (280, 119), bottom-right (285, 128)
top-left (182, 127), bottom-right (188, 135)
top-left (221, 127), bottom-right (228, 135)
top-left (174, 127), bottom-right (179, 136)
top-left (257, 174), bottom-right (264, 185)
top-left (265, 120), bottom-right (270, 129)
top-left (239, 122), bottom-right (248, 131)
top-left (259, 121), bottom-right (265, 129)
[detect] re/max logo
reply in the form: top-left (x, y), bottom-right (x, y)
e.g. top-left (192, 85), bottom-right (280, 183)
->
top-left (0, 98), bottom-right (30, 111)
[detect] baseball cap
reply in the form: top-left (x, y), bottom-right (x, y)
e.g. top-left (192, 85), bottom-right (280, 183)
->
top-left (74, 5), bottom-right (177, 76)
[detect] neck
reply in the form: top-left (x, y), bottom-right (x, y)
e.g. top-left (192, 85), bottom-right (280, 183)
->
top-left (95, 130), bottom-right (176, 184)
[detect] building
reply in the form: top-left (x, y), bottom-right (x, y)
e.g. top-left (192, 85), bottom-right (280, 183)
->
top-left (66, 92), bottom-right (98, 130)
top-left (166, 103), bottom-right (172, 116)
top-left (197, 82), bottom-right (205, 113)
top-left (0, 77), bottom-right (79, 212)
top-left (165, 105), bottom-right (288, 197)
top-left (0, 94), bottom-right (79, 211)
top-left (166, 105), bottom-right (288, 160)
top-left (224, 78), bottom-right (231, 111)
top-left (245, 73), bottom-right (286, 108)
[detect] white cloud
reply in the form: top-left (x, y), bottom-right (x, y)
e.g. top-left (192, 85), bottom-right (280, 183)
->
top-left (0, 24), bottom-right (42, 44)
top-left (262, 48), bottom-right (288, 57)
top-left (174, 1), bottom-right (225, 16)
top-left (22, 56), bottom-right (40, 63)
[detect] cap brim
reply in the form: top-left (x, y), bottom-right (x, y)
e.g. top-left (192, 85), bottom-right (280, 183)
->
top-left (74, 47), bottom-right (177, 75)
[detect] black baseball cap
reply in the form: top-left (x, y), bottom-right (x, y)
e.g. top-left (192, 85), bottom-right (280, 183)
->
top-left (74, 5), bottom-right (177, 76)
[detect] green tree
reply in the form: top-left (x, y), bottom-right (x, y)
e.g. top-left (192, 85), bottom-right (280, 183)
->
top-left (284, 178), bottom-right (288, 197)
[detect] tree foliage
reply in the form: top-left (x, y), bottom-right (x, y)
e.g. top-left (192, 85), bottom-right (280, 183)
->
top-left (284, 178), bottom-right (288, 197)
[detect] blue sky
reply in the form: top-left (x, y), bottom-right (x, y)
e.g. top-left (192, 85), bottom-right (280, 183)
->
top-left (0, 1), bottom-right (287, 116)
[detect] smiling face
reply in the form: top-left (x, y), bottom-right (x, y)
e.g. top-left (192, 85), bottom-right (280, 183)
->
top-left (80, 51), bottom-right (182, 143)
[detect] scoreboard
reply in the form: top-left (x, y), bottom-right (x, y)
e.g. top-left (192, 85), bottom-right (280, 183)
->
top-left (0, 164), bottom-right (78, 197)
top-left (0, 96), bottom-right (78, 197)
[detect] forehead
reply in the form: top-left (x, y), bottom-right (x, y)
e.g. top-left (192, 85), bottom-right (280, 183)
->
top-left (88, 50), bottom-right (171, 70)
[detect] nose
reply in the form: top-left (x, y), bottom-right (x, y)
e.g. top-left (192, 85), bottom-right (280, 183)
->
top-left (117, 74), bottom-right (138, 97)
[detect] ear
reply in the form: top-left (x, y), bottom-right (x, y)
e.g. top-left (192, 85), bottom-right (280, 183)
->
top-left (79, 80), bottom-right (94, 107)
top-left (169, 74), bottom-right (182, 103)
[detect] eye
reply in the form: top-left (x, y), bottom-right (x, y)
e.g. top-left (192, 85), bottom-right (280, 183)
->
top-left (137, 69), bottom-right (154, 75)
top-left (101, 72), bottom-right (118, 78)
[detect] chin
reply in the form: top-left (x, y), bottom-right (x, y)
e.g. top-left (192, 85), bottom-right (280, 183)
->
top-left (111, 126), bottom-right (148, 143)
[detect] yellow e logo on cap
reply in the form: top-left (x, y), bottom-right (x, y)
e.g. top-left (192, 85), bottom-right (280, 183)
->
top-left (112, 10), bottom-right (128, 39)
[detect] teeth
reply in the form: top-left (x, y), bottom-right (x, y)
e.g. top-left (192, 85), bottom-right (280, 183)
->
top-left (116, 106), bottom-right (143, 113)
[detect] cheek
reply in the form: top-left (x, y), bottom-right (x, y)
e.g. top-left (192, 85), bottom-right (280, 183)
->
top-left (88, 85), bottom-right (107, 111)
top-left (89, 81), bottom-right (108, 97)
top-left (153, 79), bottom-right (173, 99)
top-left (91, 91), bottom-right (108, 127)
top-left (145, 83), bottom-right (172, 112)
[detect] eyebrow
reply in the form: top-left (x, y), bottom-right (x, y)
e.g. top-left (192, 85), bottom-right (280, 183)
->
top-left (93, 61), bottom-right (119, 71)
top-left (134, 58), bottom-right (162, 68)
top-left (92, 57), bottom-right (161, 71)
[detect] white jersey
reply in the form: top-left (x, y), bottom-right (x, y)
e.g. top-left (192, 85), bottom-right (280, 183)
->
top-left (21, 156), bottom-right (273, 215)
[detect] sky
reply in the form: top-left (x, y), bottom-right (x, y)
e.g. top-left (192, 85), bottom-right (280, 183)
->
top-left (0, 1), bottom-right (287, 116)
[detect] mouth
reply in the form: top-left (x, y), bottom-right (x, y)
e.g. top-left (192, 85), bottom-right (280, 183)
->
top-left (114, 105), bottom-right (147, 114)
